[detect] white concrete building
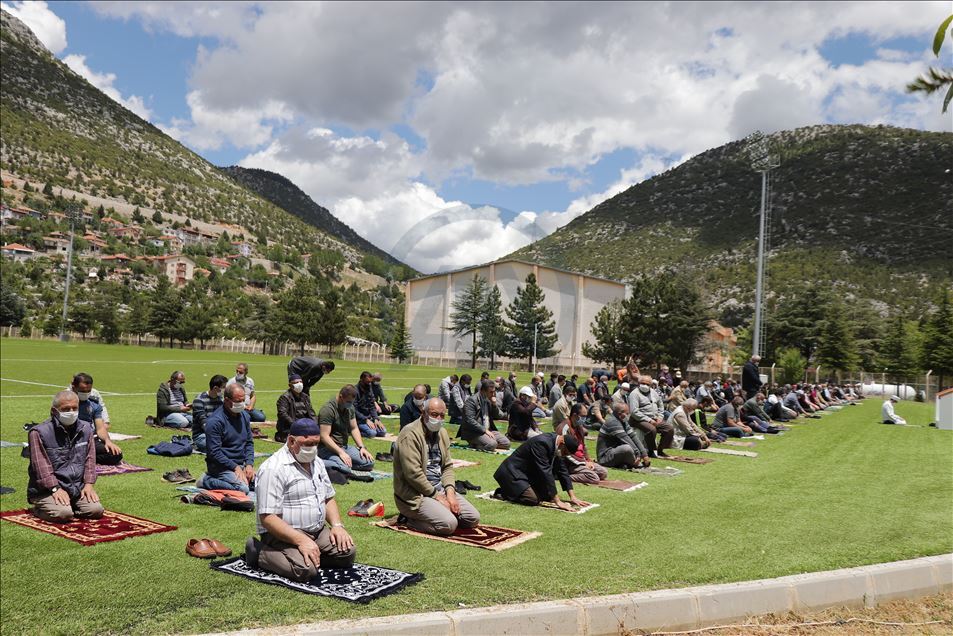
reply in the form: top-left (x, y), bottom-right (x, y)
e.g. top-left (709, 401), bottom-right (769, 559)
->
top-left (404, 259), bottom-right (626, 370)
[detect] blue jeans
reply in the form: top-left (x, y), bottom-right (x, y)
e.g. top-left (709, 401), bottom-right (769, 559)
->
top-left (716, 426), bottom-right (747, 438)
top-left (319, 445), bottom-right (374, 475)
top-left (193, 433), bottom-right (207, 453)
top-left (248, 409), bottom-right (266, 423)
top-left (744, 416), bottom-right (770, 433)
top-left (358, 422), bottom-right (387, 438)
top-left (163, 412), bottom-right (192, 428)
top-left (199, 470), bottom-right (252, 494)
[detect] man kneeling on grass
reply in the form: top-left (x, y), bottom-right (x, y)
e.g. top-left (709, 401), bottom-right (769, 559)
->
top-left (393, 398), bottom-right (480, 536)
top-left (492, 431), bottom-right (590, 511)
top-left (198, 384), bottom-right (255, 494)
top-left (245, 418), bottom-right (355, 581)
top-left (28, 391), bottom-right (104, 522)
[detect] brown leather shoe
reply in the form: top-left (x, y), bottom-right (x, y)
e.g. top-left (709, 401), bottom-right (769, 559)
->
top-left (186, 538), bottom-right (217, 559)
top-left (204, 538), bottom-right (232, 557)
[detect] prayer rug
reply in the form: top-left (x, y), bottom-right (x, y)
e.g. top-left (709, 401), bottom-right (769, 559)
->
top-left (254, 451), bottom-right (272, 459)
top-left (380, 414), bottom-right (400, 420)
top-left (660, 455), bottom-right (714, 465)
top-left (0, 509), bottom-right (176, 545)
top-left (378, 433), bottom-right (400, 443)
top-left (720, 441), bottom-right (756, 448)
top-left (256, 420), bottom-right (277, 427)
top-left (95, 462), bottom-right (153, 477)
top-left (107, 433), bottom-right (142, 441)
top-left (475, 491), bottom-right (600, 514)
top-left (589, 479), bottom-right (648, 492)
top-left (628, 466), bottom-right (684, 476)
top-left (450, 443), bottom-right (513, 456)
top-left (0, 440), bottom-right (26, 448)
top-left (211, 556), bottom-right (422, 603)
top-left (700, 448), bottom-right (758, 458)
top-left (373, 517), bottom-right (541, 551)
top-left (350, 470), bottom-right (393, 480)
top-left (450, 458), bottom-right (480, 469)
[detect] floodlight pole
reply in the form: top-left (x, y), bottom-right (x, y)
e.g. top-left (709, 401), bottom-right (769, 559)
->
top-left (532, 322), bottom-right (538, 375)
top-left (752, 170), bottom-right (768, 357)
top-left (59, 206), bottom-right (81, 342)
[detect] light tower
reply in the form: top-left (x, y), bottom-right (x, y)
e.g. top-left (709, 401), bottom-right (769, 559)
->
top-left (746, 131), bottom-right (780, 357)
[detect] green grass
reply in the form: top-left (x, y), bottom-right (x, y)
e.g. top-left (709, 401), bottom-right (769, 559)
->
top-left (1, 338), bottom-right (951, 635)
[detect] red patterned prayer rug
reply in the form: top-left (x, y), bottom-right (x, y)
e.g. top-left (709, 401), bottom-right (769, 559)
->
top-left (0, 509), bottom-right (176, 545)
top-left (95, 462), bottom-right (153, 477)
top-left (373, 518), bottom-right (540, 551)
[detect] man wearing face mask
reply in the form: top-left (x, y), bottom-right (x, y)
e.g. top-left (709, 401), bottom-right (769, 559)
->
top-left (276, 374), bottom-right (315, 444)
top-left (229, 362), bottom-right (266, 423)
top-left (27, 390), bottom-right (104, 522)
top-left (461, 379), bottom-right (510, 451)
top-left (507, 386), bottom-right (541, 441)
top-left (400, 384), bottom-right (429, 429)
top-left (317, 385), bottom-right (375, 475)
top-left (246, 418), bottom-right (355, 581)
top-left (493, 431), bottom-right (590, 511)
top-left (551, 385), bottom-right (577, 432)
top-left (448, 374), bottom-right (471, 424)
top-left (156, 370), bottom-right (192, 429)
top-left (393, 398), bottom-right (480, 535)
top-left (192, 375), bottom-right (228, 452)
top-left (627, 375), bottom-right (675, 458)
top-left (287, 356), bottom-right (336, 396)
top-left (69, 372), bottom-right (122, 465)
top-left (198, 384), bottom-right (256, 494)
top-left (558, 403), bottom-right (609, 484)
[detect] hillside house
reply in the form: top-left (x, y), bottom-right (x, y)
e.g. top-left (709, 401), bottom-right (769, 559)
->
top-left (162, 254), bottom-right (196, 286)
top-left (42, 234), bottom-right (70, 255)
top-left (1, 242), bottom-right (36, 262)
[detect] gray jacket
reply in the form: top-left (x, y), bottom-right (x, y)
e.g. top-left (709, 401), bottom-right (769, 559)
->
top-left (460, 393), bottom-right (502, 440)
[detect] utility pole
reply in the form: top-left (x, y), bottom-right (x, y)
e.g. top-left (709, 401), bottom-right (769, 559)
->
top-left (532, 322), bottom-right (538, 375)
top-left (747, 132), bottom-right (780, 358)
top-left (59, 205), bottom-right (82, 342)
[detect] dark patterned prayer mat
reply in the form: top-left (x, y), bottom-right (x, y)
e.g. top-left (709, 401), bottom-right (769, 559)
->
top-left (374, 517), bottom-right (541, 551)
top-left (449, 442), bottom-right (513, 456)
top-left (475, 491), bottom-right (600, 514)
top-left (661, 455), bottom-right (714, 465)
top-left (95, 462), bottom-right (153, 477)
top-left (0, 509), bottom-right (177, 545)
top-left (210, 556), bottom-right (423, 603)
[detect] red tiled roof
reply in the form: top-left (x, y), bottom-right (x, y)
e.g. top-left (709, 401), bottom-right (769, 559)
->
top-left (1, 243), bottom-right (35, 252)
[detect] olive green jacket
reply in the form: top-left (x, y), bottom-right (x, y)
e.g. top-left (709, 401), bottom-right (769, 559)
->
top-left (393, 418), bottom-right (455, 511)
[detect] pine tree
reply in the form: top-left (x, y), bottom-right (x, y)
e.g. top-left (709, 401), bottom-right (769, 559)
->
top-left (152, 210), bottom-right (164, 224)
top-left (131, 207), bottom-right (145, 224)
top-left (815, 301), bottom-right (859, 376)
top-left (449, 274), bottom-right (489, 369)
top-left (478, 285), bottom-right (507, 369)
top-left (148, 277), bottom-right (183, 348)
top-left (316, 287), bottom-right (347, 354)
top-left (582, 299), bottom-right (628, 368)
top-left (777, 347), bottom-right (808, 384)
top-left (274, 277), bottom-right (322, 354)
top-left (0, 285), bottom-right (26, 327)
top-left (880, 315), bottom-right (919, 379)
top-left (42, 182), bottom-right (54, 197)
top-left (921, 290), bottom-right (953, 388)
top-left (126, 296), bottom-right (151, 345)
top-left (505, 273), bottom-right (559, 367)
top-left (389, 315), bottom-right (414, 363)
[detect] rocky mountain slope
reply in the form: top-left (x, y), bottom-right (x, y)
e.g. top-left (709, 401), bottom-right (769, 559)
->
top-left (511, 124), bottom-right (953, 324)
top-left (0, 8), bottom-right (404, 271)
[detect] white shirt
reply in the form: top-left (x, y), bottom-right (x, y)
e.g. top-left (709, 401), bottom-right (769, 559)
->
top-left (881, 400), bottom-right (904, 424)
top-left (228, 375), bottom-right (255, 406)
top-left (255, 444), bottom-right (335, 535)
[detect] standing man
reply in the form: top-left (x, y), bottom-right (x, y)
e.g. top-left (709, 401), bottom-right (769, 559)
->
top-left (317, 385), bottom-right (375, 475)
top-left (198, 384), bottom-right (255, 494)
top-left (192, 375), bottom-right (228, 452)
top-left (229, 362), bottom-right (265, 423)
top-left (156, 370), bottom-right (192, 429)
top-left (742, 354), bottom-right (763, 398)
top-left (460, 379), bottom-right (510, 451)
top-left (492, 432), bottom-right (590, 510)
top-left (276, 374), bottom-right (315, 444)
top-left (69, 373), bottom-right (122, 465)
top-left (28, 391), bottom-right (104, 522)
top-left (393, 398), bottom-right (480, 536)
top-left (287, 356), bottom-right (336, 395)
top-left (245, 418), bottom-right (355, 581)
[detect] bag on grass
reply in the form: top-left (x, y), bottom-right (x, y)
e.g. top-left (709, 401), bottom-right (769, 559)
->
top-left (147, 435), bottom-right (193, 457)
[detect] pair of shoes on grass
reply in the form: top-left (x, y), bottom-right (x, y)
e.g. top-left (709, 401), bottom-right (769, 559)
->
top-left (186, 538), bottom-right (231, 559)
top-left (454, 480), bottom-right (481, 494)
top-left (162, 468), bottom-right (195, 484)
top-left (375, 451), bottom-right (393, 462)
top-left (347, 498), bottom-right (385, 517)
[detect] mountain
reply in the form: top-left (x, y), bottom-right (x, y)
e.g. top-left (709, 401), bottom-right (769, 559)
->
top-left (0, 9), bottom-right (402, 272)
top-left (510, 124), bottom-right (953, 325)
top-left (220, 166), bottom-right (413, 273)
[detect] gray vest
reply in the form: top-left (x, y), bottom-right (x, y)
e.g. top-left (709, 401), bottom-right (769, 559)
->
top-left (28, 417), bottom-right (95, 500)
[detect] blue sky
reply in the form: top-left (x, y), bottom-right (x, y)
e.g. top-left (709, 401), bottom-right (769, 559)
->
top-left (4, 1), bottom-right (947, 272)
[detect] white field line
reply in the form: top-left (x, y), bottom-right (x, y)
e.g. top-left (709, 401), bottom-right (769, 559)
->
top-left (0, 380), bottom-right (418, 399)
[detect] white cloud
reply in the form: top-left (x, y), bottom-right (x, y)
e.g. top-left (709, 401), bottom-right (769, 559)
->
top-left (87, 1), bottom-right (259, 40)
top-left (1, 0), bottom-right (66, 53)
top-left (159, 90), bottom-right (291, 151)
top-left (63, 54), bottom-right (153, 121)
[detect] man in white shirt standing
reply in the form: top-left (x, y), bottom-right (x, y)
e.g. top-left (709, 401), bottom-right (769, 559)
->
top-left (245, 418), bottom-right (355, 581)
top-left (881, 395), bottom-right (907, 425)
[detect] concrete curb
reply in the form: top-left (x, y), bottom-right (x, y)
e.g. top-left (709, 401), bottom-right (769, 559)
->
top-left (208, 554), bottom-right (952, 636)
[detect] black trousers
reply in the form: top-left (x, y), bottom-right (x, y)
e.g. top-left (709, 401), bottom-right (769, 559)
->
top-left (95, 437), bottom-right (123, 466)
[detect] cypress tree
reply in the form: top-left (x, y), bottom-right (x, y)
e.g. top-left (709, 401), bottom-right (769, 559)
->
top-left (505, 273), bottom-right (559, 368)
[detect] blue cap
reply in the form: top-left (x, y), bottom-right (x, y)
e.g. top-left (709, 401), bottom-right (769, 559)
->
top-left (289, 418), bottom-right (320, 436)
top-left (288, 374), bottom-right (302, 382)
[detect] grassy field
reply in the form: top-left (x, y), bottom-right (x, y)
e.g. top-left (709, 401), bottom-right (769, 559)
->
top-left (1, 338), bottom-right (951, 635)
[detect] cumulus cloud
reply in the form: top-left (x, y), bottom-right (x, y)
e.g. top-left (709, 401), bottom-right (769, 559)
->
top-left (159, 90), bottom-right (292, 151)
top-left (63, 54), bottom-right (153, 121)
top-left (87, 1), bottom-right (260, 40)
top-left (2, 0), bottom-right (66, 53)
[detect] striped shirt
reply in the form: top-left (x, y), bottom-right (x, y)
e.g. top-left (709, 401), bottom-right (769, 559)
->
top-left (255, 445), bottom-right (335, 535)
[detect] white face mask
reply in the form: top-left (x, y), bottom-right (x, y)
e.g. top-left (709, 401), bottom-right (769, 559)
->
top-left (414, 398), bottom-right (427, 410)
top-left (294, 444), bottom-right (318, 464)
top-left (424, 415), bottom-right (444, 432)
top-left (57, 410), bottom-right (79, 426)
top-left (229, 401), bottom-right (245, 414)
top-left (76, 391), bottom-right (90, 401)
top-left (236, 373), bottom-right (246, 381)
top-left (292, 382), bottom-right (304, 394)
top-left (639, 385), bottom-right (651, 394)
